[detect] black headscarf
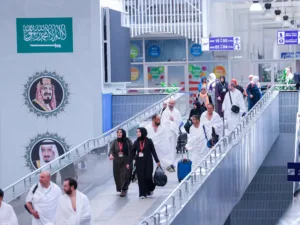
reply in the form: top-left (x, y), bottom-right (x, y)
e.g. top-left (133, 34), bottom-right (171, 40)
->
top-left (117, 129), bottom-right (127, 142)
top-left (137, 127), bottom-right (148, 141)
top-left (193, 101), bottom-right (202, 115)
top-left (116, 129), bottom-right (129, 155)
top-left (220, 76), bottom-right (226, 84)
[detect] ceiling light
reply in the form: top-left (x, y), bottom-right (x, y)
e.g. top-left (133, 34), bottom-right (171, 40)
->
top-left (250, 1), bottom-right (263, 12)
top-left (283, 15), bottom-right (289, 27)
top-left (263, 3), bottom-right (273, 17)
top-left (275, 9), bottom-right (281, 22)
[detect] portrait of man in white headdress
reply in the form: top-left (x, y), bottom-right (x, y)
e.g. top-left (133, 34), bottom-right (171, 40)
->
top-left (31, 139), bottom-right (64, 169)
top-left (30, 77), bottom-right (63, 112)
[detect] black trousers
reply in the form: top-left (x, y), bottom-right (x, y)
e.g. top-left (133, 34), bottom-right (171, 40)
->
top-left (136, 158), bottom-right (156, 197)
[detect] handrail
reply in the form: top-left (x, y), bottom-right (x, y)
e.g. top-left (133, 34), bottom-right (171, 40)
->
top-left (292, 90), bottom-right (300, 205)
top-left (3, 88), bottom-right (186, 202)
top-left (139, 85), bottom-right (283, 225)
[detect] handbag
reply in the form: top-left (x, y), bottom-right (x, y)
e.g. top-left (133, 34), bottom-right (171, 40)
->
top-left (229, 91), bottom-right (240, 114)
top-left (203, 125), bottom-right (219, 148)
top-left (24, 184), bottom-right (38, 214)
top-left (184, 119), bottom-right (192, 133)
top-left (154, 166), bottom-right (168, 187)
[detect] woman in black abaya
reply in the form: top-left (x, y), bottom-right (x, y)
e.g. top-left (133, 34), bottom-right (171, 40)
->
top-left (132, 128), bottom-right (160, 199)
top-left (109, 129), bottom-right (133, 197)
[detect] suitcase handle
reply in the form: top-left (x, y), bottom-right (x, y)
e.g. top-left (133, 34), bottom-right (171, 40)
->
top-left (181, 149), bottom-right (189, 160)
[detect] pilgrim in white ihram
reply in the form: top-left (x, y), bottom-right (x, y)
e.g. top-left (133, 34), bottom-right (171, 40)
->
top-left (185, 115), bottom-right (206, 167)
top-left (55, 178), bottom-right (91, 225)
top-left (222, 82), bottom-right (246, 133)
top-left (161, 98), bottom-right (182, 171)
top-left (0, 189), bottom-right (18, 225)
top-left (200, 105), bottom-right (223, 140)
top-left (25, 172), bottom-right (61, 225)
top-left (145, 114), bottom-right (172, 168)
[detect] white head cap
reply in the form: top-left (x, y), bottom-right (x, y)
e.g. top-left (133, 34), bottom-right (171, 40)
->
top-left (252, 76), bottom-right (259, 84)
top-left (209, 73), bottom-right (216, 81)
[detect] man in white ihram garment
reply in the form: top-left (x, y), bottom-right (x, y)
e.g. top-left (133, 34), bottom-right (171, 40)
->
top-left (25, 171), bottom-right (61, 225)
top-left (185, 115), bottom-right (206, 168)
top-left (55, 178), bottom-right (91, 225)
top-left (0, 189), bottom-right (18, 225)
top-left (161, 98), bottom-right (182, 172)
top-left (200, 104), bottom-right (223, 150)
top-left (145, 114), bottom-right (172, 169)
top-left (222, 81), bottom-right (246, 134)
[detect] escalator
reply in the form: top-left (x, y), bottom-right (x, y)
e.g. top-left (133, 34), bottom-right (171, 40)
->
top-left (140, 86), bottom-right (293, 225)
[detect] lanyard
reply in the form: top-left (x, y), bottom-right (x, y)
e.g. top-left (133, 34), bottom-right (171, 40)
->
top-left (139, 140), bottom-right (145, 152)
top-left (118, 142), bottom-right (123, 152)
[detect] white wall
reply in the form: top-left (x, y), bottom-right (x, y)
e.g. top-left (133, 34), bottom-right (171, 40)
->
top-left (100, 0), bottom-right (124, 12)
top-left (0, 0), bottom-right (103, 187)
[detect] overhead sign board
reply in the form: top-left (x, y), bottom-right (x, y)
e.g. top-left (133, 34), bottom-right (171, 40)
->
top-left (277, 30), bottom-right (300, 45)
top-left (16, 17), bottom-right (73, 53)
top-left (287, 162), bottom-right (300, 182)
top-left (202, 37), bottom-right (241, 51)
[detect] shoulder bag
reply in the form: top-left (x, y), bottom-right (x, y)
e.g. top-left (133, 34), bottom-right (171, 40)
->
top-left (24, 184), bottom-right (38, 214)
top-left (229, 91), bottom-right (240, 114)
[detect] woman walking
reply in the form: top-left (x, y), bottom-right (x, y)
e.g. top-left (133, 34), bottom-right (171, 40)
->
top-left (109, 129), bottom-right (133, 197)
top-left (247, 76), bottom-right (261, 111)
top-left (132, 128), bottom-right (160, 199)
top-left (216, 76), bottom-right (228, 117)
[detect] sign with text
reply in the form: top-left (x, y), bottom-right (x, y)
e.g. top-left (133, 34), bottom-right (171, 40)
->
top-left (16, 17), bottom-right (73, 53)
top-left (202, 37), bottom-right (241, 51)
top-left (287, 162), bottom-right (300, 181)
top-left (277, 30), bottom-right (300, 45)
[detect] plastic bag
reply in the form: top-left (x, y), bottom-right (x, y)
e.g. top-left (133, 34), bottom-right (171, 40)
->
top-left (154, 166), bottom-right (168, 187)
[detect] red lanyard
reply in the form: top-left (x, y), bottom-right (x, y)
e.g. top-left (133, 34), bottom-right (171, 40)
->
top-left (118, 142), bottom-right (123, 152)
top-left (139, 140), bottom-right (145, 152)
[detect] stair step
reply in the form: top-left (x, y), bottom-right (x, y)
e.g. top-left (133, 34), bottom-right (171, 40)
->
top-left (231, 209), bottom-right (285, 219)
top-left (230, 218), bottom-right (279, 225)
top-left (246, 183), bottom-right (292, 192)
top-left (257, 166), bottom-right (287, 175)
top-left (251, 174), bottom-right (288, 184)
top-left (241, 192), bottom-right (292, 201)
top-left (235, 200), bottom-right (291, 210)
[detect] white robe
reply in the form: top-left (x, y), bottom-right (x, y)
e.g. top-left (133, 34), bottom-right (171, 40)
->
top-left (0, 202), bottom-right (18, 225)
top-left (200, 111), bottom-right (223, 139)
top-left (222, 89), bottom-right (246, 133)
top-left (185, 125), bottom-right (207, 167)
top-left (145, 123), bottom-right (172, 168)
top-left (55, 190), bottom-right (91, 225)
top-left (26, 182), bottom-right (62, 225)
top-left (161, 107), bottom-right (182, 165)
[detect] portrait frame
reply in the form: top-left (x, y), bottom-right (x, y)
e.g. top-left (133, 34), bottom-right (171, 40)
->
top-left (23, 70), bottom-right (70, 118)
top-left (24, 132), bottom-right (70, 171)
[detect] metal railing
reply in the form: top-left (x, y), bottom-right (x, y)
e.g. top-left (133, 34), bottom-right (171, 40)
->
top-left (3, 88), bottom-right (188, 203)
top-left (139, 85), bottom-right (281, 225)
top-left (292, 91), bottom-right (300, 204)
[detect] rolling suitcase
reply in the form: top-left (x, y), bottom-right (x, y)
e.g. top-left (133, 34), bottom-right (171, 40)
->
top-left (177, 152), bottom-right (192, 182)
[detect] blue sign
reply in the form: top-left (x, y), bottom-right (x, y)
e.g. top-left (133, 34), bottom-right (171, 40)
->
top-left (287, 162), bottom-right (300, 181)
top-left (281, 52), bottom-right (300, 59)
top-left (278, 30), bottom-right (300, 45)
top-left (202, 37), bottom-right (241, 51)
top-left (148, 45), bottom-right (161, 57)
top-left (190, 44), bottom-right (202, 57)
